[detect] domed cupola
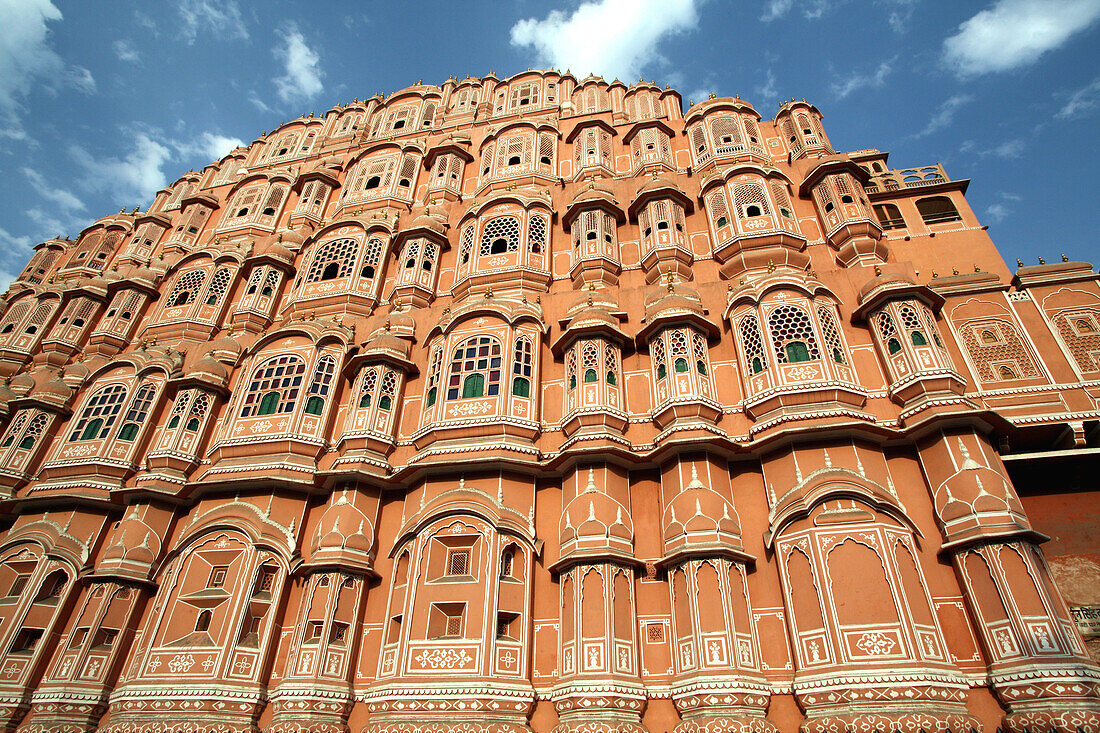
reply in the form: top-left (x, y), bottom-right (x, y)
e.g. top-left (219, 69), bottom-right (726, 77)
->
top-left (310, 489), bottom-right (376, 574)
top-left (98, 505), bottom-right (162, 581)
top-left (661, 464), bottom-right (749, 565)
top-left (558, 468), bottom-right (634, 566)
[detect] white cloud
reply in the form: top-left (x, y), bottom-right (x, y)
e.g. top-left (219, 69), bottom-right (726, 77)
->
top-left (69, 132), bottom-right (173, 204)
top-left (684, 88), bottom-right (712, 105)
top-left (178, 0), bottom-right (248, 44)
top-left (761, 0), bottom-right (830, 22)
top-left (248, 93), bottom-right (274, 114)
top-left (879, 0), bottom-right (917, 32)
top-left (0, 225), bottom-right (34, 287)
top-left (510, 0), bottom-right (699, 81)
top-left (113, 39), bottom-right (140, 63)
top-left (23, 167), bottom-right (85, 215)
top-left (273, 25), bottom-right (324, 105)
top-left (961, 138), bottom-right (1024, 158)
top-left (755, 68), bottom-right (779, 110)
top-left (831, 58), bottom-right (894, 99)
top-left (985, 192), bottom-right (1022, 223)
top-left (943, 0), bottom-right (1100, 77)
top-left (915, 94), bottom-right (973, 137)
top-left (0, 0), bottom-right (96, 139)
top-left (1057, 76), bottom-right (1100, 119)
top-left (174, 131), bottom-right (246, 163)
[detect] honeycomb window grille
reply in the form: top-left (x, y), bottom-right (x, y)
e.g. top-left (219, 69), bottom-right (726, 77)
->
top-left (164, 391), bottom-right (192, 431)
top-left (876, 310), bottom-right (903, 355)
top-left (261, 269), bottom-right (280, 298)
top-left (306, 238), bottom-right (360, 283)
top-left (361, 238), bottom-right (384, 280)
top-left (739, 315), bottom-right (767, 375)
top-left (734, 182), bottom-right (771, 220)
top-left (513, 336), bottom-right (533, 397)
top-left (241, 354), bottom-right (307, 418)
top-left (923, 309), bottom-right (948, 351)
top-left (604, 343), bottom-right (619, 387)
top-left (244, 268), bottom-right (263, 295)
top-left (396, 154), bottom-right (419, 191)
top-left (69, 384), bottom-right (128, 442)
top-left (708, 190), bottom-right (731, 231)
top-left (88, 232), bottom-right (120, 271)
top-left (960, 319), bottom-right (1040, 382)
top-left (25, 302), bottom-right (54, 335)
top-left (899, 305), bottom-right (929, 346)
top-left (691, 125), bottom-right (710, 165)
top-left (709, 116), bottom-right (744, 153)
top-left (479, 216), bottom-right (521, 256)
top-left (497, 135), bottom-right (532, 172)
top-left (424, 347), bottom-right (442, 407)
top-left (447, 335), bottom-right (502, 400)
top-left (817, 305), bottom-right (847, 364)
top-left (1, 413), bottom-right (28, 450)
top-left (379, 370), bottom-right (396, 411)
top-left (692, 332), bottom-right (710, 376)
top-left (304, 355), bottom-right (337, 415)
top-left (228, 186), bottom-right (264, 221)
top-left (118, 383), bottom-right (157, 441)
top-left (402, 241), bottom-right (421, 271)
top-left (528, 214), bottom-right (548, 256)
top-left (19, 414), bottom-right (48, 451)
top-left (582, 341), bottom-right (599, 383)
top-left (566, 348), bottom-right (578, 391)
top-left (459, 226), bottom-right (475, 266)
top-left (166, 269), bottom-right (208, 308)
top-left (770, 181), bottom-right (795, 220)
top-left (1053, 310), bottom-right (1100, 373)
top-left (359, 367), bottom-right (379, 409)
top-left (814, 181), bottom-right (835, 214)
top-left (768, 304), bottom-right (820, 364)
top-left (186, 393), bottom-right (209, 431)
top-left (202, 268), bottom-right (233, 307)
top-left (0, 302), bottom-right (31, 335)
top-left (669, 327), bottom-right (691, 375)
top-left (538, 132), bottom-right (556, 171)
top-left (652, 336), bottom-right (668, 382)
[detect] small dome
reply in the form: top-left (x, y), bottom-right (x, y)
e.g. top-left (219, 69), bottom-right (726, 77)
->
top-left (407, 213), bottom-right (446, 236)
top-left (312, 490), bottom-right (375, 565)
top-left (191, 355), bottom-right (228, 384)
top-left (10, 372), bottom-right (35, 395)
top-left (559, 469), bottom-right (634, 547)
top-left (0, 381), bottom-right (17, 408)
top-left (644, 282), bottom-right (705, 323)
top-left (663, 465), bottom-right (741, 545)
top-left (100, 506), bottom-right (161, 571)
top-left (209, 331), bottom-right (242, 363)
top-left (635, 175), bottom-right (681, 198)
top-left (567, 287), bottom-right (619, 316)
top-left (857, 271), bottom-right (916, 303)
top-left (35, 376), bottom-right (72, 402)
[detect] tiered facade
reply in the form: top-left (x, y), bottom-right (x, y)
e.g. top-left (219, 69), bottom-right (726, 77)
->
top-left (0, 70), bottom-right (1097, 733)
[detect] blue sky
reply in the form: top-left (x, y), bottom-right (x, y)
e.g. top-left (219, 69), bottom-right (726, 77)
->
top-left (0, 0), bottom-right (1098, 286)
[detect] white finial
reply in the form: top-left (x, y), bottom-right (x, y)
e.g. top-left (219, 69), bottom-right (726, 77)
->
top-left (498, 483), bottom-right (504, 503)
top-left (687, 463), bottom-right (705, 489)
top-left (615, 506), bottom-right (623, 525)
top-left (564, 509), bottom-right (573, 530)
top-left (333, 515), bottom-right (341, 535)
top-left (695, 497), bottom-right (703, 516)
top-left (585, 467), bottom-right (597, 493)
top-left (855, 451), bottom-right (865, 477)
top-left (588, 501), bottom-right (596, 521)
top-left (794, 457), bottom-right (803, 484)
top-left (823, 449), bottom-right (832, 468)
top-left (339, 488), bottom-right (349, 504)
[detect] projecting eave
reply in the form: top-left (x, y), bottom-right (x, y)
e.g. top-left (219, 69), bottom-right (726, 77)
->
top-left (564, 118), bottom-right (617, 143)
top-left (797, 157), bottom-right (871, 196)
top-left (867, 178), bottom-right (970, 199)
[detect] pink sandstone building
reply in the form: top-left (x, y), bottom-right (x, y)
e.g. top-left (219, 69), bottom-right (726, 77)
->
top-left (0, 70), bottom-right (1097, 733)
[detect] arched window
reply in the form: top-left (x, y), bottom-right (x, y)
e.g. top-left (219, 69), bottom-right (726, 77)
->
top-left (202, 268), bottom-right (232, 306)
top-left (998, 365), bottom-right (1017, 380)
top-left (876, 311), bottom-right (902, 355)
top-left (447, 335), bottom-right (502, 400)
top-left (513, 337), bottom-right (533, 397)
top-left (873, 203), bottom-right (905, 230)
top-left (653, 337), bottom-right (667, 382)
top-left (692, 333), bottom-right (709, 375)
top-left (118, 383), bottom-right (156, 441)
top-left (916, 196), bottom-right (961, 224)
top-left (459, 226), bottom-right (475, 266)
top-left (70, 384), bottom-right (128, 442)
top-left (359, 367), bottom-right (378, 409)
top-left (424, 349), bottom-right (442, 408)
top-left (304, 355), bottom-right (337, 416)
top-left (186, 393), bottom-right (209, 432)
top-left (605, 343), bottom-right (618, 386)
top-left (19, 414), bottom-right (48, 450)
top-left (306, 238), bottom-right (360, 283)
top-left (528, 214), bottom-right (548, 255)
top-left (1, 413), bottom-right (27, 448)
top-left (360, 238), bottom-right (383, 280)
top-left (768, 305), bottom-right (820, 364)
top-left (580, 342), bottom-right (599, 384)
top-left (241, 355), bottom-right (306, 417)
top-left (196, 610), bottom-right (212, 632)
top-left (166, 269), bottom-right (208, 309)
top-left (816, 306), bottom-right (847, 365)
top-left (479, 216), bottom-right (520, 256)
top-left (379, 370), bottom-right (396, 411)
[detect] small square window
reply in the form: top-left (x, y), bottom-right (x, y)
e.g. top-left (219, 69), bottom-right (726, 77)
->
top-left (208, 566), bottom-right (228, 588)
top-left (447, 549), bottom-right (470, 576)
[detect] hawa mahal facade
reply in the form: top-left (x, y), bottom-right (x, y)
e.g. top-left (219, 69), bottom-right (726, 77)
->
top-left (0, 70), bottom-right (1097, 733)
